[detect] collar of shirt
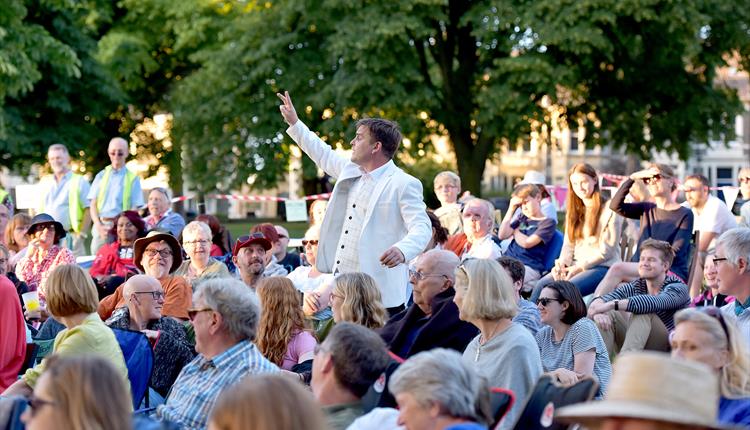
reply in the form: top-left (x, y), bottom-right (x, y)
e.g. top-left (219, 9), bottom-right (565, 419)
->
top-left (194, 339), bottom-right (253, 372)
top-left (734, 296), bottom-right (750, 316)
top-left (358, 160), bottom-right (392, 182)
top-left (54, 170), bottom-right (73, 184)
top-left (109, 165), bottom-right (126, 174)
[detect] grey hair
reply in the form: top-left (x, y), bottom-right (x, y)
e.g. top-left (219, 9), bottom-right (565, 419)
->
top-left (48, 143), bottom-right (70, 155)
top-left (717, 228), bottom-right (750, 268)
top-left (149, 187), bottom-right (171, 201)
top-left (389, 348), bottom-right (484, 422)
top-left (194, 278), bottom-right (261, 341)
top-left (183, 221), bottom-right (211, 241)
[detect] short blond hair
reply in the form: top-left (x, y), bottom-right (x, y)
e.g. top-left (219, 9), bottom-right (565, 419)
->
top-left (45, 264), bottom-right (99, 317)
top-left (456, 259), bottom-right (517, 320)
top-left (434, 171), bottom-right (461, 189)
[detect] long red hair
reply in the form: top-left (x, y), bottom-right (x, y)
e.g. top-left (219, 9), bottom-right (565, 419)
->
top-left (565, 163), bottom-right (604, 242)
top-left (255, 277), bottom-right (308, 366)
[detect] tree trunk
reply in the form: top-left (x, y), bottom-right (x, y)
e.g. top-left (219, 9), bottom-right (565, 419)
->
top-left (451, 131), bottom-right (493, 197)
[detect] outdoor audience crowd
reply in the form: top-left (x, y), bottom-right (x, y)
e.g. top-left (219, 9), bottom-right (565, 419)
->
top-left (1, 96), bottom-right (750, 430)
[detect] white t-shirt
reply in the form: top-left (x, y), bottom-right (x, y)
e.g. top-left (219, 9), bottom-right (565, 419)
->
top-left (684, 195), bottom-right (737, 251)
top-left (464, 234), bottom-right (502, 260)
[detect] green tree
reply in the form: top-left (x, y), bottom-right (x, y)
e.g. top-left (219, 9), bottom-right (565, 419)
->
top-left (172, 0), bottom-right (750, 196)
top-left (0, 0), bottom-right (124, 171)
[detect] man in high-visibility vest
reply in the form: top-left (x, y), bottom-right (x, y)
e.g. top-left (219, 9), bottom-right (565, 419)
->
top-left (87, 137), bottom-right (144, 254)
top-left (0, 184), bottom-right (13, 214)
top-left (41, 144), bottom-right (92, 257)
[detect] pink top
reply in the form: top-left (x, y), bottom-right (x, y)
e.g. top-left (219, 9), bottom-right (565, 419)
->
top-left (281, 330), bottom-right (317, 371)
top-left (16, 245), bottom-right (76, 297)
top-left (0, 276), bottom-right (26, 391)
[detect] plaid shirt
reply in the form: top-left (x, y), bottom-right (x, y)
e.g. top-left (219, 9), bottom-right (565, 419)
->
top-left (156, 340), bottom-right (278, 429)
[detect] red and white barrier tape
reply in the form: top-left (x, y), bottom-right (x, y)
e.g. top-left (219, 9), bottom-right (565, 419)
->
top-left (171, 193), bottom-right (331, 203)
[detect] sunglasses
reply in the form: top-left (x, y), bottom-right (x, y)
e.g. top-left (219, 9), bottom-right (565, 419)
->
top-left (302, 239), bottom-right (319, 246)
top-left (536, 297), bottom-right (563, 307)
top-left (108, 151), bottom-right (126, 156)
top-left (698, 306), bottom-right (731, 347)
top-left (236, 233), bottom-right (266, 244)
top-left (642, 174), bottom-right (663, 185)
top-left (187, 307), bottom-right (213, 320)
top-left (26, 395), bottom-right (56, 417)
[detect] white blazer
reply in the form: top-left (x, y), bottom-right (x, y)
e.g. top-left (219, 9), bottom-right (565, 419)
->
top-left (287, 121), bottom-right (432, 307)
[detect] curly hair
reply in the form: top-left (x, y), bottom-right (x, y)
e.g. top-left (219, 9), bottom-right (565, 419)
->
top-left (333, 272), bottom-right (387, 329)
top-left (255, 277), bottom-right (309, 366)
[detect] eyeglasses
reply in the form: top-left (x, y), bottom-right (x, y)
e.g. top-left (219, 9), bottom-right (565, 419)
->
top-left (26, 395), bottom-right (56, 417)
top-left (133, 291), bottom-right (165, 300)
top-left (108, 151), bottom-right (126, 156)
top-left (184, 239), bottom-right (210, 247)
top-left (236, 233), bottom-right (266, 244)
top-left (302, 239), bottom-right (319, 246)
top-left (712, 256), bottom-right (729, 264)
top-left (187, 307), bottom-right (213, 320)
top-left (739, 177), bottom-right (750, 184)
top-left (408, 269), bottom-right (448, 282)
top-left (643, 174), bottom-right (663, 185)
top-left (144, 248), bottom-right (173, 258)
top-left (536, 297), bottom-right (563, 307)
top-left (698, 306), bottom-right (731, 348)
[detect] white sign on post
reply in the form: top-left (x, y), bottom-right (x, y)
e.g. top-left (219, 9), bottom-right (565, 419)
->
top-left (285, 200), bottom-right (308, 222)
top-left (14, 184), bottom-right (45, 210)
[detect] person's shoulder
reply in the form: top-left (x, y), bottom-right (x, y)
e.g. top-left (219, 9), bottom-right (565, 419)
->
top-left (570, 317), bottom-right (598, 334)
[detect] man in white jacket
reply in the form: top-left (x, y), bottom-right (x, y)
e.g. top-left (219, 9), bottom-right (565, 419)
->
top-left (278, 91), bottom-right (431, 313)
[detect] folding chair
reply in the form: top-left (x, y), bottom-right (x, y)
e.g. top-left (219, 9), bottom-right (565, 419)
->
top-left (18, 343), bottom-right (38, 375)
top-left (361, 351), bottom-right (405, 412)
top-left (512, 375), bottom-right (598, 430)
top-left (489, 387), bottom-right (515, 430)
top-left (542, 230), bottom-right (565, 273)
top-left (111, 328), bottom-right (155, 409)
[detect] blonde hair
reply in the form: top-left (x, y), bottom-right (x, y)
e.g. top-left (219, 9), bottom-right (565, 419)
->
top-left (42, 355), bottom-right (131, 430)
top-left (434, 171), bottom-right (461, 189)
top-left (456, 259), bottom-right (517, 320)
top-left (210, 374), bottom-right (327, 430)
top-left (255, 277), bottom-right (309, 366)
top-left (45, 264), bottom-right (99, 317)
top-left (333, 272), bottom-right (387, 329)
top-left (674, 308), bottom-right (750, 398)
top-left (5, 213), bottom-right (31, 252)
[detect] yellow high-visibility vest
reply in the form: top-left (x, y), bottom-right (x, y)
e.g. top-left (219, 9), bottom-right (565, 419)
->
top-left (97, 166), bottom-right (137, 212)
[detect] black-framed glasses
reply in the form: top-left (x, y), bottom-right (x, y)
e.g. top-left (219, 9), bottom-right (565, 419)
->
top-left (698, 306), bottom-right (731, 347)
top-left (133, 291), bottom-right (165, 300)
top-left (187, 307), bottom-right (213, 320)
top-left (408, 269), bottom-right (448, 282)
top-left (643, 174), bottom-right (663, 185)
top-left (302, 239), bottom-right (319, 246)
top-left (144, 248), bottom-right (173, 258)
top-left (712, 257), bottom-right (728, 264)
top-left (27, 395), bottom-right (56, 417)
top-left (536, 297), bottom-right (563, 307)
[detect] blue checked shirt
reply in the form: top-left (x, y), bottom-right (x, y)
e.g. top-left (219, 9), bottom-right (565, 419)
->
top-left (156, 340), bottom-right (278, 429)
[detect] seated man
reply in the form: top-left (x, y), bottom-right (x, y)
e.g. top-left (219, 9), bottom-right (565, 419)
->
top-left (682, 174), bottom-right (737, 296)
top-left (588, 239), bottom-right (690, 354)
top-left (379, 249), bottom-right (478, 358)
top-left (105, 274), bottom-right (195, 402)
top-left (498, 184), bottom-right (557, 290)
top-left (98, 231), bottom-right (191, 320)
top-left (497, 256), bottom-right (542, 335)
top-left (143, 187), bottom-right (186, 238)
top-left (155, 278), bottom-right (278, 429)
top-left (232, 233), bottom-right (273, 290)
top-left (715, 228), bottom-right (750, 344)
top-left (454, 198), bottom-right (501, 260)
top-left (274, 225), bottom-right (301, 273)
top-left (312, 322), bottom-right (391, 430)
top-left (250, 223), bottom-right (289, 276)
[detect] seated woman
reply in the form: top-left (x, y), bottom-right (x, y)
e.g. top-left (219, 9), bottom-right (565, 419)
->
top-left (20, 355), bottom-right (131, 430)
top-left (593, 163), bottom-right (693, 297)
top-left (389, 348), bottom-right (492, 430)
top-left (454, 258), bottom-right (542, 430)
top-left (196, 214), bottom-right (231, 258)
top-left (671, 307), bottom-right (750, 426)
top-left (256, 277), bottom-right (316, 372)
top-left (2, 264), bottom-right (128, 397)
top-left (287, 225), bottom-right (334, 337)
top-left (15, 214), bottom-right (76, 306)
top-left (106, 274), bottom-right (195, 402)
top-left (535, 280), bottom-right (612, 398)
top-left (1, 243), bottom-right (28, 307)
top-left (209, 374), bottom-right (327, 430)
top-left (89, 210), bottom-right (147, 299)
top-left (330, 272), bottom-right (388, 330)
top-left (0, 271), bottom-right (25, 391)
top-left (498, 184), bottom-right (557, 291)
top-left (308, 199), bottom-right (328, 227)
top-left (5, 213), bottom-right (31, 269)
top-left (532, 164), bottom-right (622, 302)
top-left (692, 255), bottom-right (735, 308)
top-left (174, 221), bottom-right (231, 288)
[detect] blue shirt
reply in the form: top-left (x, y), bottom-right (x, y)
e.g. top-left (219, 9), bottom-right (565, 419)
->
top-left (156, 340), bottom-right (278, 430)
top-left (505, 215), bottom-right (556, 273)
top-left (719, 396), bottom-right (750, 426)
top-left (87, 166), bottom-right (144, 218)
top-left (43, 172), bottom-right (91, 231)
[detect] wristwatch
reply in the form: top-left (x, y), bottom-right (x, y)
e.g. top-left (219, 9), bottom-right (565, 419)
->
top-left (614, 300), bottom-right (619, 311)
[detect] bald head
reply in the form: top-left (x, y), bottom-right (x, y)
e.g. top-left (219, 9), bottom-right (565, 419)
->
top-left (123, 274), bottom-right (162, 299)
top-left (420, 249), bottom-right (460, 283)
top-left (108, 137), bottom-right (129, 168)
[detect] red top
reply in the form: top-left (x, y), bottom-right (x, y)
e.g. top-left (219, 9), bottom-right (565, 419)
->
top-left (89, 241), bottom-right (137, 278)
top-left (0, 275), bottom-right (26, 391)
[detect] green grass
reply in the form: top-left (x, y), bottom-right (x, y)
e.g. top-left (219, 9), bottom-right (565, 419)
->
top-left (225, 219), bottom-right (310, 239)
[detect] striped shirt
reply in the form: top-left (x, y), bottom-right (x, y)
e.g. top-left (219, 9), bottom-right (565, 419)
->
top-left (156, 340), bottom-right (278, 429)
top-left (535, 318), bottom-right (612, 398)
top-left (601, 274), bottom-right (690, 330)
top-left (514, 299), bottom-right (542, 335)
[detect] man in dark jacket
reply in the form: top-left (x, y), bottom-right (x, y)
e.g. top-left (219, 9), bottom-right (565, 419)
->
top-left (379, 249), bottom-right (478, 358)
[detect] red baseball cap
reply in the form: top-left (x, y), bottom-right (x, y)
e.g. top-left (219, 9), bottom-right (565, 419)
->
top-left (233, 232), bottom-right (272, 256)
